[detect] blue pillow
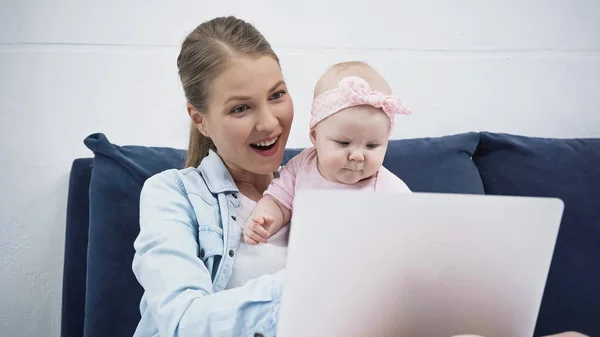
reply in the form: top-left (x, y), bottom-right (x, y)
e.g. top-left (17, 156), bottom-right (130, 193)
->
top-left (285, 132), bottom-right (485, 194)
top-left (384, 133), bottom-right (484, 194)
top-left (473, 132), bottom-right (600, 336)
top-left (83, 133), bottom-right (186, 337)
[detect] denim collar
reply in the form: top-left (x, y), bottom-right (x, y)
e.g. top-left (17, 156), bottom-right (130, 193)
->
top-left (197, 150), bottom-right (239, 194)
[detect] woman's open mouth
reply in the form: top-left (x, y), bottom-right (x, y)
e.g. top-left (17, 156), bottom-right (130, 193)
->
top-left (250, 136), bottom-right (280, 157)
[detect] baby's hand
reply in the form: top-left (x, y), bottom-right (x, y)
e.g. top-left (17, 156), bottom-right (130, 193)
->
top-left (243, 214), bottom-right (275, 245)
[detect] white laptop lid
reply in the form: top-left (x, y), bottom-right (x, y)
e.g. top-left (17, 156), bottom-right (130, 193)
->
top-left (277, 191), bottom-right (564, 337)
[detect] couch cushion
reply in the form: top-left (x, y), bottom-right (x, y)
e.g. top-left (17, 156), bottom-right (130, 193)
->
top-left (83, 134), bottom-right (186, 337)
top-left (473, 132), bottom-right (600, 336)
top-left (62, 158), bottom-right (93, 337)
top-left (81, 132), bottom-right (485, 337)
top-left (284, 132), bottom-right (485, 194)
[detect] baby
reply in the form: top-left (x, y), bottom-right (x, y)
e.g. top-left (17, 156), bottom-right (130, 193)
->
top-left (243, 61), bottom-right (412, 244)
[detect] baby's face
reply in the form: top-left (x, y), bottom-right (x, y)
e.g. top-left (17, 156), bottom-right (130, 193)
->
top-left (311, 106), bottom-right (390, 184)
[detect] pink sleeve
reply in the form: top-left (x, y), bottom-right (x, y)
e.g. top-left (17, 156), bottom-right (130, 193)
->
top-left (375, 166), bottom-right (412, 193)
top-left (263, 151), bottom-right (307, 210)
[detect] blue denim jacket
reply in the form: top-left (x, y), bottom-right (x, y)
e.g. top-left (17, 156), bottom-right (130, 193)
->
top-left (132, 150), bottom-right (286, 337)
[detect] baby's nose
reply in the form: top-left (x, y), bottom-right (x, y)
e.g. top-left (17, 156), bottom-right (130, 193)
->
top-left (348, 149), bottom-right (364, 162)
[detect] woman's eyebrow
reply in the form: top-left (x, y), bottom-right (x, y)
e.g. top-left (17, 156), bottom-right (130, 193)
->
top-left (223, 80), bottom-right (285, 104)
top-left (268, 80), bottom-right (285, 92)
top-left (224, 95), bottom-right (251, 104)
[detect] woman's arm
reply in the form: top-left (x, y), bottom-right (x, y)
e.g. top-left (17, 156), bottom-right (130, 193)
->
top-left (132, 171), bottom-right (285, 337)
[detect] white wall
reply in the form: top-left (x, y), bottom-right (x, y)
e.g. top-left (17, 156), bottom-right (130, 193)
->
top-left (1, 1), bottom-right (599, 336)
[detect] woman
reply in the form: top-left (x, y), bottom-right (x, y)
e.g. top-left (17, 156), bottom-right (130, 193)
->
top-left (132, 16), bottom-right (586, 337)
top-left (132, 16), bottom-right (292, 337)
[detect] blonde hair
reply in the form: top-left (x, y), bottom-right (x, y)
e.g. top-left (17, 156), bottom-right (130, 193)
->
top-left (313, 61), bottom-right (391, 97)
top-left (177, 16), bottom-right (279, 167)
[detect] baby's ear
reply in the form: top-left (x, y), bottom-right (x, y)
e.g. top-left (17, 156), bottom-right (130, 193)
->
top-left (309, 129), bottom-right (317, 145)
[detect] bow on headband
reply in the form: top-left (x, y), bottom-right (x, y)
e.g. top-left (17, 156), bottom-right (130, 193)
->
top-left (310, 76), bottom-right (412, 132)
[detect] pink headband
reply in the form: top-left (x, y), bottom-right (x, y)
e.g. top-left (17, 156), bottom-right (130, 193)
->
top-left (310, 76), bottom-right (412, 131)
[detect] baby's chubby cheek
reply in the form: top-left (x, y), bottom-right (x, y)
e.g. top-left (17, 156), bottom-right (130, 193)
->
top-left (323, 156), bottom-right (343, 170)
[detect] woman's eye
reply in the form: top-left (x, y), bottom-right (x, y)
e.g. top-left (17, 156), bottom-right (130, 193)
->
top-left (270, 90), bottom-right (286, 100)
top-left (335, 140), bottom-right (350, 146)
top-left (231, 105), bottom-right (248, 114)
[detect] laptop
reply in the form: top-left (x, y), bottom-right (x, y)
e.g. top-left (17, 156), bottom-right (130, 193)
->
top-left (277, 191), bottom-right (564, 337)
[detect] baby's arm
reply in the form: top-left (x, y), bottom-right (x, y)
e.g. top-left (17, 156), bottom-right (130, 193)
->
top-left (244, 150), bottom-right (306, 244)
top-left (243, 195), bottom-right (291, 245)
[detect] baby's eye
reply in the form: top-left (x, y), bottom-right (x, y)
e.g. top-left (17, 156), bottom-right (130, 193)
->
top-left (231, 105), bottom-right (248, 114)
top-left (270, 90), bottom-right (286, 100)
top-left (335, 140), bottom-right (350, 146)
top-left (366, 144), bottom-right (379, 149)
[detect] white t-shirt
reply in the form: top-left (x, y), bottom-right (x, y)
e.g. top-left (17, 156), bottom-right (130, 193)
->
top-left (225, 193), bottom-right (289, 289)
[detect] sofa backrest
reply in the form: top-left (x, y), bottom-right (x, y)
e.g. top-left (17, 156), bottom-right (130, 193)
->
top-left (62, 132), bottom-right (599, 337)
top-left (473, 132), bottom-right (600, 336)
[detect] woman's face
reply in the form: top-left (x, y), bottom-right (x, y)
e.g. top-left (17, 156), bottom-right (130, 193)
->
top-left (190, 55), bottom-right (293, 176)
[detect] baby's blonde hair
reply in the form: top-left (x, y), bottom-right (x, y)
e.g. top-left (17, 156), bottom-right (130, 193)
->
top-left (313, 61), bottom-right (392, 98)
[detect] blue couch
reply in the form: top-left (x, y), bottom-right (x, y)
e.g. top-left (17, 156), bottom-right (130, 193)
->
top-left (61, 132), bottom-right (600, 337)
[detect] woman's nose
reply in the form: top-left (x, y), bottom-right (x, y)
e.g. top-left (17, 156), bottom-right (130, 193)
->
top-left (256, 107), bottom-right (278, 132)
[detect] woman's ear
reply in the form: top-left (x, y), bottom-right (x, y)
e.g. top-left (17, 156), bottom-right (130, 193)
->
top-left (187, 103), bottom-right (209, 136)
top-left (309, 128), bottom-right (317, 146)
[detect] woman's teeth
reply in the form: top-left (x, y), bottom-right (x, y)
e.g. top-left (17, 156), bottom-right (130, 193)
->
top-left (252, 137), bottom-right (278, 147)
